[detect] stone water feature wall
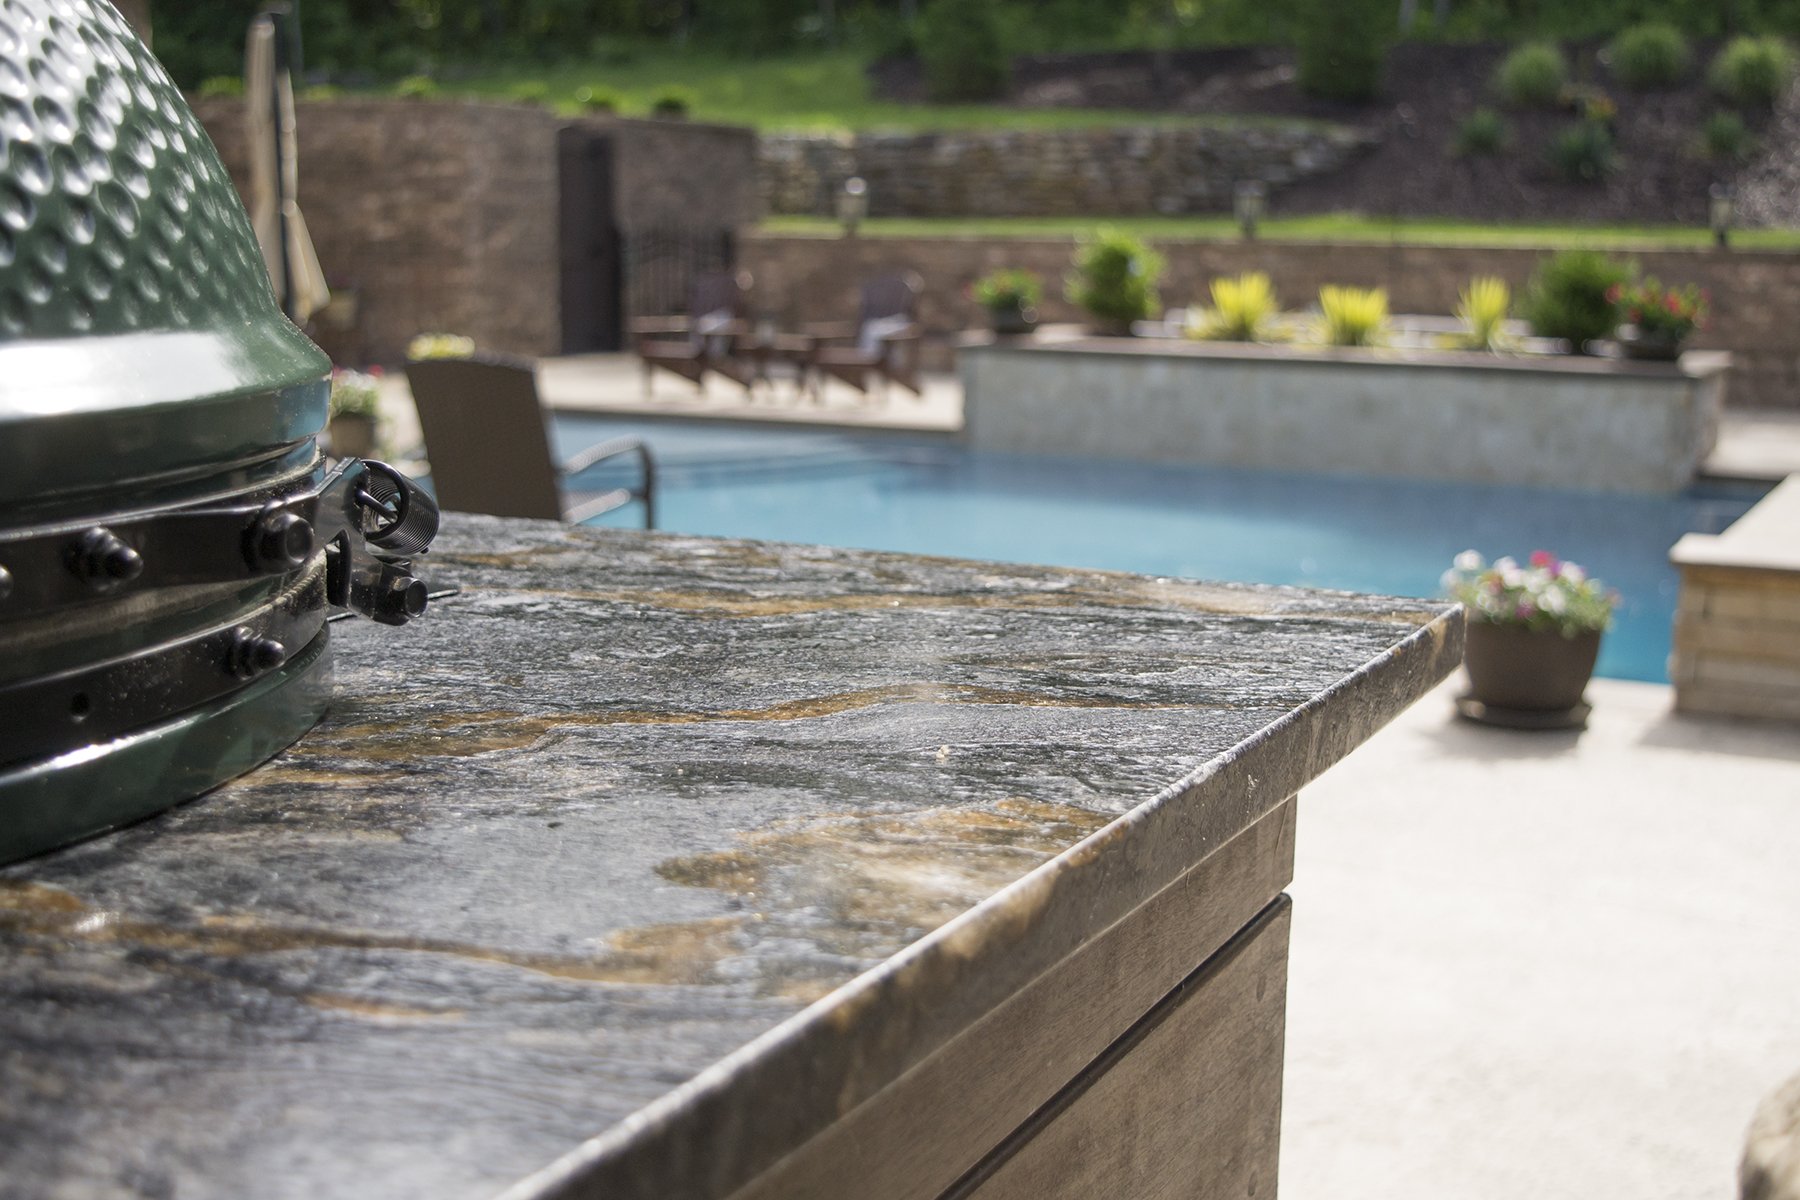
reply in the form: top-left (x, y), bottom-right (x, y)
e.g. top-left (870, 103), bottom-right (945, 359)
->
top-left (740, 232), bottom-right (1800, 409)
top-left (759, 124), bottom-right (1376, 218)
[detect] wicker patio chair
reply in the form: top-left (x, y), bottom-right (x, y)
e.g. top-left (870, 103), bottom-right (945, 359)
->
top-left (631, 269), bottom-right (756, 393)
top-left (406, 353), bottom-right (655, 527)
top-left (805, 271), bottom-right (925, 399)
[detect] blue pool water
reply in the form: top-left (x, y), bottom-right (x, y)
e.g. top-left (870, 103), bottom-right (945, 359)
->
top-left (551, 416), bottom-right (1765, 684)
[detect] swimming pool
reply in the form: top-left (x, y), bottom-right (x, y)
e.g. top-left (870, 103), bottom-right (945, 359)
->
top-left (552, 415), bottom-right (1765, 684)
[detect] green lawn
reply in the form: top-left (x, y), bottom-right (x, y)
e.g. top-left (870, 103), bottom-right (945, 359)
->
top-left (760, 213), bottom-right (1800, 250)
top-left (428, 50), bottom-right (1325, 134)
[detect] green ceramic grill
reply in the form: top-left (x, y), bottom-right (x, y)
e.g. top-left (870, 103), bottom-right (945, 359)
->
top-left (0, 0), bottom-right (438, 864)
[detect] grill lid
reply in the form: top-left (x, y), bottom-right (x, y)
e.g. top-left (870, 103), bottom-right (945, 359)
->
top-left (0, 0), bottom-right (439, 865)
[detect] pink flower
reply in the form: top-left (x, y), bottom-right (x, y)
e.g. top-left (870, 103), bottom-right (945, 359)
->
top-left (1529, 550), bottom-right (1556, 569)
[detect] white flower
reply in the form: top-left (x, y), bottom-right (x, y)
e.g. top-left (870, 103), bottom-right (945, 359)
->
top-left (1439, 568), bottom-right (1461, 591)
top-left (1493, 556), bottom-right (1518, 573)
top-left (1559, 562), bottom-right (1586, 583)
top-left (1454, 549), bottom-right (1484, 572)
top-left (1541, 589), bottom-right (1567, 614)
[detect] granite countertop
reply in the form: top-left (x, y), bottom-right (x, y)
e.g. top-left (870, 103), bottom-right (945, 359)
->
top-left (0, 515), bottom-right (1461, 1200)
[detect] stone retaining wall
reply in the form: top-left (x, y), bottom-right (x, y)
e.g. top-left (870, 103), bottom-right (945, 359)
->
top-left (759, 124), bottom-right (1375, 218)
top-left (739, 233), bottom-right (1800, 408)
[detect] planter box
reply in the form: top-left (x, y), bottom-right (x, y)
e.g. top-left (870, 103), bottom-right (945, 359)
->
top-left (960, 335), bottom-right (1728, 494)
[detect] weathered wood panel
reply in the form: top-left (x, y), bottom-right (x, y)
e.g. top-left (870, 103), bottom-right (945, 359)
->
top-left (955, 899), bottom-right (1291, 1200)
top-left (732, 800), bottom-right (1296, 1200)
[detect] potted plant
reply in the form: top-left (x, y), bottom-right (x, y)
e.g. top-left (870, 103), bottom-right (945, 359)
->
top-left (328, 366), bottom-right (382, 460)
top-left (1066, 229), bottom-right (1162, 337)
top-left (1442, 549), bottom-right (1619, 727)
top-left (1521, 249), bottom-right (1633, 354)
top-left (970, 268), bottom-right (1043, 336)
top-left (1609, 277), bottom-right (1709, 361)
top-left (1186, 271), bottom-right (1280, 342)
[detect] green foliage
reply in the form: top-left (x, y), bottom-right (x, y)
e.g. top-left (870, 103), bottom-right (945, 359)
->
top-left (407, 333), bottom-right (476, 361)
top-left (574, 85), bottom-right (624, 113)
top-left (1444, 550), bottom-right (1617, 637)
top-left (1701, 110), bottom-right (1759, 162)
top-left (1709, 36), bottom-right (1797, 109)
top-left (1317, 285), bottom-right (1388, 347)
top-left (1452, 108), bottom-right (1509, 156)
top-left (971, 269), bottom-right (1044, 310)
top-left (1455, 276), bottom-right (1512, 351)
top-left (1190, 272), bottom-right (1281, 342)
top-left (916, 0), bottom-right (1010, 102)
top-left (300, 84), bottom-right (345, 101)
top-left (196, 75), bottom-right (243, 99)
top-left (328, 368), bottom-right (381, 419)
top-left (1496, 42), bottom-right (1568, 109)
top-left (1295, 0), bottom-right (1388, 102)
top-left (1607, 23), bottom-right (1692, 90)
top-left (650, 85), bottom-right (696, 117)
top-left (1521, 250), bottom-right (1632, 352)
top-left (1548, 121), bottom-right (1619, 183)
top-left (511, 80), bottom-right (552, 106)
top-left (1066, 230), bottom-right (1163, 329)
top-left (394, 75), bottom-right (440, 101)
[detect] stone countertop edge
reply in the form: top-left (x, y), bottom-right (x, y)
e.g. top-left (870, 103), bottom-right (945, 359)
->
top-left (501, 598), bottom-right (1465, 1200)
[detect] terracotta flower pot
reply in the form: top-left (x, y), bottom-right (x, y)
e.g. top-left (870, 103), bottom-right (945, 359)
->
top-left (987, 303), bottom-right (1038, 337)
top-left (1615, 324), bottom-right (1685, 362)
top-left (328, 412), bottom-right (377, 460)
top-left (1462, 622), bottom-right (1601, 713)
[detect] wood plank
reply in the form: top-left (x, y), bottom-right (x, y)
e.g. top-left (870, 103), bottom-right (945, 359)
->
top-left (729, 800), bottom-right (1297, 1200)
top-left (953, 899), bottom-right (1291, 1200)
top-left (1673, 618), bottom-right (1800, 665)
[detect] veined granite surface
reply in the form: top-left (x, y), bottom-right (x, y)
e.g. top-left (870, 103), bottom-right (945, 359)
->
top-left (0, 515), bottom-right (1461, 1200)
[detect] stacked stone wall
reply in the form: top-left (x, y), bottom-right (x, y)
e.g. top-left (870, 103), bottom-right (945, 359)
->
top-left (759, 124), bottom-right (1376, 218)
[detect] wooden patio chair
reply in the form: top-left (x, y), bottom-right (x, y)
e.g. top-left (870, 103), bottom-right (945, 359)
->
top-left (406, 354), bottom-right (655, 528)
top-left (806, 271), bottom-right (925, 400)
top-left (631, 269), bottom-right (756, 394)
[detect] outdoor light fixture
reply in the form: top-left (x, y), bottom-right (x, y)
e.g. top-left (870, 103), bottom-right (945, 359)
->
top-left (0, 0), bottom-right (440, 865)
top-left (1234, 181), bottom-right (1267, 241)
top-left (838, 176), bottom-right (869, 238)
top-left (1710, 182), bottom-right (1737, 250)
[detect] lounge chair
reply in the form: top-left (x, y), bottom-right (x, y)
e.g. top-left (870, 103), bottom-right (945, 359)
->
top-left (631, 269), bottom-right (755, 394)
top-left (406, 354), bottom-right (655, 528)
top-left (806, 271), bottom-right (925, 399)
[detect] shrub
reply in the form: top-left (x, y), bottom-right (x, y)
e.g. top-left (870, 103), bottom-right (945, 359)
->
top-left (971, 269), bottom-right (1043, 310)
top-left (1066, 230), bottom-right (1163, 330)
top-left (1607, 23), bottom-right (1692, 90)
top-left (511, 81), bottom-right (551, 107)
top-left (1611, 277), bottom-right (1709, 341)
top-left (393, 74), bottom-right (439, 101)
top-left (1455, 276), bottom-right (1511, 351)
top-left (1452, 108), bottom-right (1508, 156)
top-left (575, 85), bottom-right (624, 113)
top-left (916, 0), bottom-right (1009, 103)
top-left (1317, 285), bottom-right (1388, 347)
top-left (1496, 42), bottom-right (1567, 109)
top-left (329, 367), bottom-right (382, 419)
top-left (650, 86), bottom-right (696, 117)
top-left (1710, 36), bottom-right (1796, 109)
top-left (1190, 272), bottom-right (1280, 342)
top-left (1702, 110), bottom-right (1759, 162)
top-left (1548, 121), bottom-right (1619, 183)
top-left (197, 75), bottom-right (243, 99)
top-left (1295, 0), bottom-right (1388, 102)
top-left (406, 333), bottom-right (476, 361)
top-left (1522, 250), bottom-right (1632, 353)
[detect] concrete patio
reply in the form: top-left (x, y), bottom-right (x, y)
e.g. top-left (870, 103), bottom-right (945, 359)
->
top-left (1287, 675), bottom-right (1800, 1200)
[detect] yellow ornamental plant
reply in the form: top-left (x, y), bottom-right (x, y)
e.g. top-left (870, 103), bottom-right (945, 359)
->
top-left (1317, 285), bottom-right (1388, 347)
top-left (1188, 272), bottom-right (1280, 342)
top-left (1456, 276), bottom-right (1512, 351)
